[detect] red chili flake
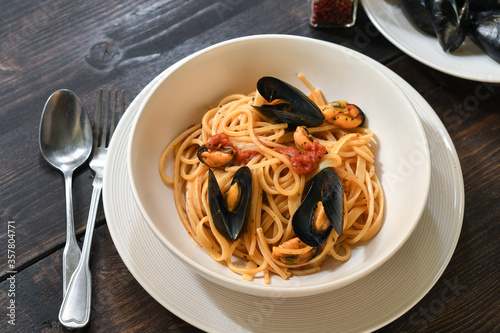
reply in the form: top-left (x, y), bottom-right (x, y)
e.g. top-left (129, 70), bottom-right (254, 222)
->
top-left (310, 0), bottom-right (355, 26)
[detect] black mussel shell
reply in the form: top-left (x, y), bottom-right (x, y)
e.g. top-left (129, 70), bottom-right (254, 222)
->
top-left (254, 76), bottom-right (324, 129)
top-left (425, 0), bottom-right (470, 52)
top-left (292, 168), bottom-right (344, 248)
top-left (400, 0), bottom-right (435, 35)
top-left (469, 0), bottom-right (500, 12)
top-left (208, 166), bottom-right (252, 241)
top-left (468, 10), bottom-right (500, 63)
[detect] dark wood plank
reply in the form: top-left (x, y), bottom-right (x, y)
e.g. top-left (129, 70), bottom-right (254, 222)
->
top-left (0, 0), bottom-right (498, 332)
top-left (0, 224), bottom-right (203, 332)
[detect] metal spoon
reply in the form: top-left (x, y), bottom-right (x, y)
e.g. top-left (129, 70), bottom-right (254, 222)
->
top-left (39, 89), bottom-right (93, 295)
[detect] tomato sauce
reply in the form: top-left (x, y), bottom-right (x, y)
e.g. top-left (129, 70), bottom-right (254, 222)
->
top-left (206, 133), bottom-right (232, 149)
top-left (234, 149), bottom-right (259, 165)
top-left (207, 133), bottom-right (258, 166)
top-left (207, 133), bottom-right (326, 172)
top-left (276, 141), bottom-right (326, 175)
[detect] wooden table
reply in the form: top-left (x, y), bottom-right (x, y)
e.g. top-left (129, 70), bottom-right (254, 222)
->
top-left (1, 1), bottom-right (498, 332)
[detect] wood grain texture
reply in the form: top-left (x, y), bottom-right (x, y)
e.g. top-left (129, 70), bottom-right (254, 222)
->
top-left (0, 0), bottom-right (498, 332)
top-left (0, 225), bottom-right (202, 333)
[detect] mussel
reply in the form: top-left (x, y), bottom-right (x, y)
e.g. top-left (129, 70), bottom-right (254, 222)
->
top-left (208, 166), bottom-right (252, 241)
top-left (253, 77), bottom-right (324, 129)
top-left (399, 0), bottom-right (469, 49)
top-left (292, 167), bottom-right (344, 248)
top-left (293, 126), bottom-right (315, 150)
top-left (399, 0), bottom-right (500, 61)
top-left (197, 133), bottom-right (236, 168)
top-left (468, 10), bottom-right (500, 63)
top-left (321, 100), bottom-right (365, 128)
top-left (198, 145), bottom-right (235, 168)
top-left (399, 0), bottom-right (435, 35)
top-left (426, 0), bottom-right (470, 52)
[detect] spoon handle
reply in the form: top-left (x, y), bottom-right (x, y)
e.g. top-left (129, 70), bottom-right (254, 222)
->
top-left (59, 181), bottom-right (102, 329)
top-left (62, 172), bottom-right (81, 295)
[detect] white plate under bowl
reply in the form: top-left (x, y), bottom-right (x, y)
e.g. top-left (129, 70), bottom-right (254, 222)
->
top-left (362, 0), bottom-right (500, 82)
top-left (127, 35), bottom-right (431, 297)
top-left (103, 42), bottom-right (464, 332)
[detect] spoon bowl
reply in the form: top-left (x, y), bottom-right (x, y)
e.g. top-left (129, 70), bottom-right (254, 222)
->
top-left (39, 89), bottom-right (93, 294)
top-left (40, 90), bottom-right (92, 170)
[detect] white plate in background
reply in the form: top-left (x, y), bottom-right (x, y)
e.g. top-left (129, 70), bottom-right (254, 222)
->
top-left (362, 0), bottom-right (500, 82)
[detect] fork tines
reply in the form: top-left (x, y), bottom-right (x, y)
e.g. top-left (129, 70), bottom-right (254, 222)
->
top-left (93, 89), bottom-right (125, 149)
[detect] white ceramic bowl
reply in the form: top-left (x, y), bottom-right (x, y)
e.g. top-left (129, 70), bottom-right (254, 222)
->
top-left (127, 35), bottom-right (431, 297)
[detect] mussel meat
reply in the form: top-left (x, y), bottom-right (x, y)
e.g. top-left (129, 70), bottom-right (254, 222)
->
top-left (293, 126), bottom-right (315, 150)
top-left (198, 145), bottom-right (235, 168)
top-left (321, 100), bottom-right (365, 128)
top-left (208, 166), bottom-right (252, 241)
top-left (253, 77), bottom-right (324, 129)
top-left (292, 167), bottom-right (344, 248)
top-left (197, 133), bottom-right (236, 168)
top-left (468, 10), bottom-right (500, 63)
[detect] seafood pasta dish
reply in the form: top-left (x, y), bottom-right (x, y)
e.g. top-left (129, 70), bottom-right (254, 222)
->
top-left (159, 74), bottom-right (384, 284)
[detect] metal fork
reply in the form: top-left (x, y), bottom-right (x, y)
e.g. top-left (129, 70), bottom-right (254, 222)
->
top-left (59, 89), bottom-right (125, 329)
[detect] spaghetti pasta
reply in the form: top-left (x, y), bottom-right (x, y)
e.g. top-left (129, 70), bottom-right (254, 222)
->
top-left (159, 74), bottom-right (384, 283)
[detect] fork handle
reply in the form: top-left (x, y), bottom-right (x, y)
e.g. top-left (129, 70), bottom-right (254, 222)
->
top-left (59, 182), bottom-right (102, 329)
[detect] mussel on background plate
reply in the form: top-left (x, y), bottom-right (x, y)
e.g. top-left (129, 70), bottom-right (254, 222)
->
top-left (399, 0), bottom-right (436, 35)
top-left (399, 0), bottom-right (500, 62)
top-left (426, 0), bottom-right (469, 52)
top-left (468, 10), bottom-right (500, 62)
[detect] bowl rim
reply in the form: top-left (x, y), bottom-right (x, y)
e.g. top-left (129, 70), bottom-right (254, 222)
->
top-left (126, 34), bottom-right (431, 297)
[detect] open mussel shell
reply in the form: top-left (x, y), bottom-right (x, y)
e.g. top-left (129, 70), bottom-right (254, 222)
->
top-left (292, 168), bottom-right (344, 248)
top-left (425, 0), bottom-right (470, 52)
top-left (208, 166), bottom-right (252, 241)
top-left (253, 76), bottom-right (324, 129)
top-left (468, 10), bottom-right (500, 63)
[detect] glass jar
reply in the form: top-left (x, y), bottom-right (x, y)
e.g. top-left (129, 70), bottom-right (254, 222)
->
top-left (309, 0), bottom-right (358, 28)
